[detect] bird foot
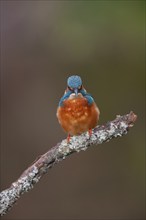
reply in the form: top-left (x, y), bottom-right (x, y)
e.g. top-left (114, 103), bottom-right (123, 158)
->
top-left (88, 129), bottom-right (92, 137)
top-left (67, 133), bottom-right (71, 143)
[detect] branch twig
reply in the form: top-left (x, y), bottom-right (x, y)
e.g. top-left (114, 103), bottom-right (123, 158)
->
top-left (0, 111), bottom-right (137, 216)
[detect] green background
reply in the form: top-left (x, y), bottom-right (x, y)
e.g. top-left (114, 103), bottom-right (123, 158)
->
top-left (1, 1), bottom-right (145, 219)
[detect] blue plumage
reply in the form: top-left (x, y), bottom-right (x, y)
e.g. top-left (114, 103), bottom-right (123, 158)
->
top-left (59, 75), bottom-right (94, 106)
top-left (67, 75), bottom-right (82, 89)
top-left (59, 90), bottom-right (72, 106)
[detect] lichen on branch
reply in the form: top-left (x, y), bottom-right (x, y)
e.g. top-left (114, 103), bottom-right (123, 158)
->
top-left (0, 111), bottom-right (137, 216)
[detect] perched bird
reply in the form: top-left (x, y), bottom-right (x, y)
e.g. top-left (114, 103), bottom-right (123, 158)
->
top-left (57, 75), bottom-right (100, 142)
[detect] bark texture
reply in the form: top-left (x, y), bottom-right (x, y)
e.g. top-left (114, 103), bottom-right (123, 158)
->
top-left (0, 111), bottom-right (137, 216)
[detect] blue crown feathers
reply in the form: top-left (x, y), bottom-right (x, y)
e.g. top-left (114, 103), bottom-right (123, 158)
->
top-left (67, 75), bottom-right (82, 89)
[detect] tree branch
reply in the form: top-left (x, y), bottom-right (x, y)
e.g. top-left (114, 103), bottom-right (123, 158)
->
top-left (0, 111), bottom-right (137, 216)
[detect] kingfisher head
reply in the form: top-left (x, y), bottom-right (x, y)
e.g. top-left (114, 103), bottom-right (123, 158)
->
top-left (67, 75), bottom-right (82, 96)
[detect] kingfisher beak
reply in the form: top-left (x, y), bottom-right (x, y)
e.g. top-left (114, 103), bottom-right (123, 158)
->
top-left (74, 88), bottom-right (78, 97)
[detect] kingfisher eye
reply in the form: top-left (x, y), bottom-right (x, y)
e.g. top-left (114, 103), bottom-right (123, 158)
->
top-left (78, 85), bottom-right (82, 90)
top-left (68, 86), bottom-right (74, 91)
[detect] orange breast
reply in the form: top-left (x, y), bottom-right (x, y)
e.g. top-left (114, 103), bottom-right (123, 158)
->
top-left (57, 97), bottom-right (100, 135)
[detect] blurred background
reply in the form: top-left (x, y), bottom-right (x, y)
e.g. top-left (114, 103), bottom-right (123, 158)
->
top-left (0, 1), bottom-right (145, 219)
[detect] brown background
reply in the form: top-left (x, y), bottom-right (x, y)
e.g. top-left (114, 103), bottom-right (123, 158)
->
top-left (0, 1), bottom-right (145, 219)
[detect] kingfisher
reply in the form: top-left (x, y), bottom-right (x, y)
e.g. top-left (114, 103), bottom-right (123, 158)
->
top-left (57, 75), bottom-right (100, 142)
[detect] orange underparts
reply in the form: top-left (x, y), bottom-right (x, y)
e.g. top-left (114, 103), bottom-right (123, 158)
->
top-left (57, 97), bottom-right (99, 136)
